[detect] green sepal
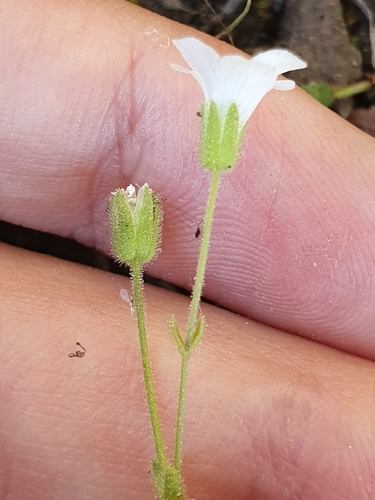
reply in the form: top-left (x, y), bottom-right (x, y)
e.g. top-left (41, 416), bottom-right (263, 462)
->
top-left (220, 103), bottom-right (241, 170)
top-left (199, 101), bottom-right (242, 173)
top-left (199, 101), bottom-right (221, 171)
top-left (135, 186), bottom-right (162, 265)
top-left (108, 189), bottom-right (137, 263)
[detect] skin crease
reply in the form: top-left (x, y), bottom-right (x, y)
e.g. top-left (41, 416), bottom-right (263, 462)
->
top-left (0, 0), bottom-right (375, 498)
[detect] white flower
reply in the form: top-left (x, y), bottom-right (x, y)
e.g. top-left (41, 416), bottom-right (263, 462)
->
top-left (171, 37), bottom-right (306, 173)
top-left (171, 37), bottom-right (306, 130)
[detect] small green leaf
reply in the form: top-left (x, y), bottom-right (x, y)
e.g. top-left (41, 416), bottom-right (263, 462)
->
top-left (151, 459), bottom-right (164, 499)
top-left (301, 82), bottom-right (334, 107)
top-left (170, 317), bottom-right (185, 356)
top-left (188, 316), bottom-right (204, 353)
top-left (164, 466), bottom-right (185, 500)
top-left (151, 460), bottom-right (185, 500)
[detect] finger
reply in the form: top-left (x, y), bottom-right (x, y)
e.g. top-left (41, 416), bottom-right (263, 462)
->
top-left (2, 0), bottom-right (375, 359)
top-left (1, 241), bottom-right (374, 500)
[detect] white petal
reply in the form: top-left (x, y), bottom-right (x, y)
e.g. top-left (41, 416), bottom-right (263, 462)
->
top-left (120, 289), bottom-right (130, 303)
top-left (273, 79), bottom-right (296, 90)
top-left (170, 63), bottom-right (193, 75)
top-left (208, 55), bottom-right (250, 110)
top-left (252, 49), bottom-right (307, 74)
top-left (173, 38), bottom-right (219, 100)
top-left (225, 60), bottom-right (280, 126)
top-left (171, 37), bottom-right (307, 130)
top-left (125, 184), bottom-right (135, 197)
top-left (173, 38), bottom-right (219, 70)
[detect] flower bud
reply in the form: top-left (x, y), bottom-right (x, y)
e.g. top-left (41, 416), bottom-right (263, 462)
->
top-left (108, 184), bottom-right (162, 266)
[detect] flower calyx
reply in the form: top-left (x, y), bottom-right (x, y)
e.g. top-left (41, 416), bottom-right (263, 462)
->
top-left (108, 184), bottom-right (162, 267)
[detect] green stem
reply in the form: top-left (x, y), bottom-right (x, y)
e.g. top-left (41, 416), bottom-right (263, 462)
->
top-left (332, 80), bottom-right (372, 100)
top-left (174, 169), bottom-right (222, 471)
top-left (217, 0), bottom-right (252, 38)
top-left (131, 263), bottom-right (168, 469)
top-left (186, 169), bottom-right (221, 347)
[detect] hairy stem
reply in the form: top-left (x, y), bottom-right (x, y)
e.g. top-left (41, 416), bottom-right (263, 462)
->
top-left (131, 263), bottom-right (168, 469)
top-left (174, 169), bottom-right (222, 471)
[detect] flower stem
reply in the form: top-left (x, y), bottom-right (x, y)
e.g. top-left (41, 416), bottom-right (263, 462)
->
top-left (130, 262), bottom-right (168, 469)
top-left (332, 79), bottom-right (372, 100)
top-left (174, 169), bottom-right (222, 471)
top-left (217, 0), bottom-right (252, 39)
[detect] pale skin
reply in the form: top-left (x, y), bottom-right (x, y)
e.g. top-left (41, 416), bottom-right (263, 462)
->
top-left (1, 0), bottom-right (375, 499)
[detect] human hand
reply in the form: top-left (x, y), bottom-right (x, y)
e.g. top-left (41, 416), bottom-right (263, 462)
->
top-left (1, 0), bottom-right (375, 498)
